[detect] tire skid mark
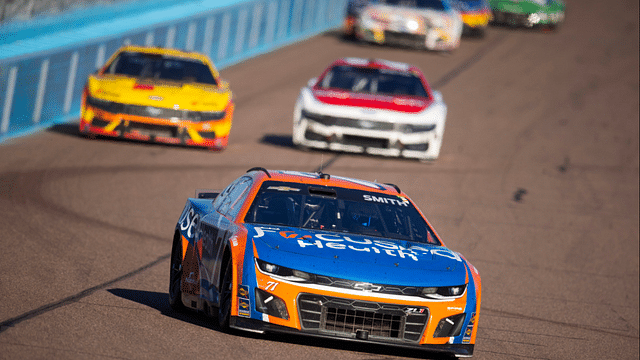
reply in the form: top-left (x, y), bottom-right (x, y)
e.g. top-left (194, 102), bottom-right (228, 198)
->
top-left (472, 258), bottom-right (639, 279)
top-left (0, 254), bottom-right (169, 333)
top-left (431, 33), bottom-right (508, 90)
top-left (0, 163), bottom-right (249, 331)
top-left (318, 33), bottom-right (508, 173)
top-left (476, 336), bottom-right (545, 346)
top-left (482, 307), bottom-right (640, 339)
top-left (481, 327), bottom-right (587, 340)
top-left (475, 349), bottom-right (551, 360)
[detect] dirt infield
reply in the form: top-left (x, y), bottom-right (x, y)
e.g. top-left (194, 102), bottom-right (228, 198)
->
top-left (0, 0), bottom-right (637, 358)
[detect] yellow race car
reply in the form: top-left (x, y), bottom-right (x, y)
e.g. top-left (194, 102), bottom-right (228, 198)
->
top-left (80, 45), bottom-right (233, 150)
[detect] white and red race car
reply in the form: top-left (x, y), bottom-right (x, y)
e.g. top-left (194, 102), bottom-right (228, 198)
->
top-left (292, 58), bottom-right (447, 160)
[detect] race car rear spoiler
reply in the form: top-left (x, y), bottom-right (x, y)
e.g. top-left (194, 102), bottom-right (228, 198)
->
top-left (195, 189), bottom-right (221, 199)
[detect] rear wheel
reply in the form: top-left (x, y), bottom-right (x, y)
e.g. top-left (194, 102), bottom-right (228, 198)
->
top-left (218, 255), bottom-right (233, 330)
top-left (169, 235), bottom-right (185, 311)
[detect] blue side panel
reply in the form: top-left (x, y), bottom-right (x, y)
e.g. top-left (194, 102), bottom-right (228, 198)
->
top-left (0, 0), bottom-right (348, 143)
top-left (453, 261), bottom-right (478, 344)
top-left (241, 239), bottom-right (261, 320)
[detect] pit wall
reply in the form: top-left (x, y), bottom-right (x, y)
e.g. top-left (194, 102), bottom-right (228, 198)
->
top-left (0, 0), bottom-right (348, 142)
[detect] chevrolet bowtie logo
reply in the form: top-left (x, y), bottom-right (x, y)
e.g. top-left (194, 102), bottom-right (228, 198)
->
top-left (354, 282), bottom-right (381, 292)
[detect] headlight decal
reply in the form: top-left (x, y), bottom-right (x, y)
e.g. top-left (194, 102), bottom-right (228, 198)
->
top-left (255, 288), bottom-right (289, 320)
top-left (433, 313), bottom-right (466, 338)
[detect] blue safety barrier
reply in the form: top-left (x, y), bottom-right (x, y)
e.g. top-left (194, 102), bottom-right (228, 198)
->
top-left (0, 0), bottom-right (348, 142)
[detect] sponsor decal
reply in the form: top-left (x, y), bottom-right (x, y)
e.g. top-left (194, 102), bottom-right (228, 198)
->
top-left (265, 281), bottom-right (279, 291)
top-left (252, 226), bottom-right (462, 262)
top-left (393, 98), bottom-right (425, 107)
top-left (377, 59), bottom-right (410, 71)
top-left (149, 95), bottom-right (163, 101)
top-left (331, 175), bottom-right (386, 190)
top-left (277, 171), bottom-right (317, 179)
top-left (405, 307), bottom-right (426, 315)
top-left (179, 206), bottom-right (200, 240)
top-left (447, 306), bottom-right (463, 311)
top-left (238, 298), bottom-right (251, 317)
top-left (238, 285), bottom-right (249, 298)
top-left (344, 57), bottom-right (370, 66)
top-left (359, 120), bottom-right (375, 129)
top-left (462, 312), bottom-right (476, 343)
top-left (267, 186), bottom-right (301, 192)
top-left (354, 282), bottom-right (381, 292)
top-left (363, 194), bottom-right (410, 206)
top-left (185, 272), bottom-right (197, 284)
top-left (146, 107), bottom-right (162, 116)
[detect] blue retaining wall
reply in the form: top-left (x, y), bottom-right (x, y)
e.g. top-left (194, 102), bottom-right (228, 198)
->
top-left (0, 0), bottom-right (348, 142)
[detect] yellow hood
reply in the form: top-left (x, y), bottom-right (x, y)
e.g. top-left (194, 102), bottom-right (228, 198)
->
top-left (87, 74), bottom-right (231, 111)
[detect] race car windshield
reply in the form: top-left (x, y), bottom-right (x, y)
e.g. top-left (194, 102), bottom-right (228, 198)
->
top-left (378, 0), bottom-right (448, 11)
top-left (318, 65), bottom-right (429, 98)
top-left (106, 52), bottom-right (218, 85)
top-left (245, 181), bottom-right (441, 245)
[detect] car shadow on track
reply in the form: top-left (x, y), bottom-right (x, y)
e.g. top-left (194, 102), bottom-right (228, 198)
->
top-left (260, 133), bottom-right (436, 165)
top-left (47, 123), bottom-right (219, 152)
top-left (108, 288), bottom-right (457, 360)
top-left (260, 133), bottom-right (296, 149)
top-left (47, 123), bottom-right (83, 138)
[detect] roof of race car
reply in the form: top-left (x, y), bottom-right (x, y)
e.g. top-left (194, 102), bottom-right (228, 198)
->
top-left (102, 45), bottom-right (220, 77)
top-left (246, 168), bottom-right (404, 195)
top-left (329, 57), bottom-right (423, 75)
top-left (112, 45), bottom-right (213, 63)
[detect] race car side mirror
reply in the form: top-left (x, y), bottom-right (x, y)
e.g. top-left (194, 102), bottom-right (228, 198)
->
top-left (307, 77), bottom-right (317, 88)
top-left (196, 189), bottom-right (221, 199)
top-left (432, 90), bottom-right (443, 103)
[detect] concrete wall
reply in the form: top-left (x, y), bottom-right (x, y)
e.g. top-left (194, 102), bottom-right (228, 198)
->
top-left (0, 0), bottom-right (348, 142)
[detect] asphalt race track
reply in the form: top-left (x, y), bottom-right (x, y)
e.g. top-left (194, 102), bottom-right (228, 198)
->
top-left (0, 0), bottom-right (638, 359)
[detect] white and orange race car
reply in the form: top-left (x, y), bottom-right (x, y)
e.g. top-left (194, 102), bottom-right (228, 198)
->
top-left (293, 58), bottom-right (447, 160)
top-left (170, 168), bottom-right (481, 358)
top-left (354, 0), bottom-right (463, 51)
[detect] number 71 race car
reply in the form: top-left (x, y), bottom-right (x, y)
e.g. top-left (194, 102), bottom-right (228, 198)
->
top-left (170, 168), bottom-right (481, 358)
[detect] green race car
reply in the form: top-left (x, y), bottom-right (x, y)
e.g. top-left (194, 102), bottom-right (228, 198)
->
top-left (489, 0), bottom-right (565, 28)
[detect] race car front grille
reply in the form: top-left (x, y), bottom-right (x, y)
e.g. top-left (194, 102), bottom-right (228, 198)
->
top-left (342, 135), bottom-right (389, 149)
top-left (86, 96), bottom-right (225, 122)
top-left (90, 117), bottom-right (111, 128)
top-left (298, 294), bottom-right (428, 343)
top-left (303, 111), bottom-right (394, 131)
top-left (383, 31), bottom-right (426, 48)
top-left (492, 11), bottom-right (529, 26)
top-left (126, 121), bottom-right (178, 138)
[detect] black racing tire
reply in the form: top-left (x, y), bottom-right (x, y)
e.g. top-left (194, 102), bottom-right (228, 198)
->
top-left (218, 254), bottom-right (233, 330)
top-left (169, 234), bottom-right (185, 311)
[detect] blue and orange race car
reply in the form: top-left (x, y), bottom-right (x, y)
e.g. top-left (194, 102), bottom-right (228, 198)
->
top-left (169, 168), bottom-right (481, 357)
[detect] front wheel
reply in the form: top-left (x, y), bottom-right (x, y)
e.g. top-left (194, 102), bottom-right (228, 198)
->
top-left (218, 256), bottom-right (233, 330)
top-left (169, 237), bottom-right (185, 311)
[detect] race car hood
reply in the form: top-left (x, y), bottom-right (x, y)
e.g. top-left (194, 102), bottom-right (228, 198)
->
top-left (311, 88), bottom-right (430, 113)
top-left (86, 74), bottom-right (231, 111)
top-left (491, 0), bottom-right (564, 13)
top-left (247, 224), bottom-right (466, 287)
top-left (362, 4), bottom-right (456, 28)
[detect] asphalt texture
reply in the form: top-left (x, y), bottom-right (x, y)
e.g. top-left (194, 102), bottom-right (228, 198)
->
top-left (0, 0), bottom-right (638, 359)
